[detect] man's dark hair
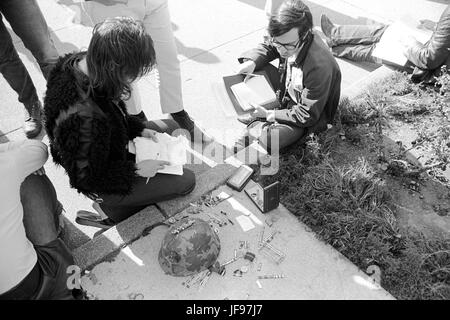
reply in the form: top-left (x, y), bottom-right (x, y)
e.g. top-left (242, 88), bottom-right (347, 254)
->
top-left (268, 0), bottom-right (313, 38)
top-left (86, 16), bottom-right (156, 100)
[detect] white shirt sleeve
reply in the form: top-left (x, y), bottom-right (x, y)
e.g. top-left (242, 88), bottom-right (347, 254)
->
top-left (0, 140), bottom-right (48, 180)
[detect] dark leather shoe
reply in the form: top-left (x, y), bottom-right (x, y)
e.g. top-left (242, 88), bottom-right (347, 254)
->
top-left (171, 110), bottom-right (213, 143)
top-left (237, 114), bottom-right (264, 126)
top-left (320, 14), bottom-right (335, 43)
top-left (76, 210), bottom-right (115, 229)
top-left (171, 110), bottom-right (194, 131)
top-left (23, 101), bottom-right (43, 139)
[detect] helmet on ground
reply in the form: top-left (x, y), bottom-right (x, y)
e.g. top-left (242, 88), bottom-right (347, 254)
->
top-left (158, 217), bottom-right (220, 277)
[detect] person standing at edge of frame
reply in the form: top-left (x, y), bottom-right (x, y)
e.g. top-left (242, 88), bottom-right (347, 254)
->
top-left (0, 0), bottom-right (59, 138)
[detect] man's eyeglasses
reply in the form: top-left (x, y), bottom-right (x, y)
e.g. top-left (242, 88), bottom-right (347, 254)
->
top-left (270, 30), bottom-right (310, 50)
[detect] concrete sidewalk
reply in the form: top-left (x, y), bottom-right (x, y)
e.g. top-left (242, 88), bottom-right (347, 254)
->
top-left (0, 0), bottom-right (447, 299)
top-left (81, 184), bottom-right (394, 300)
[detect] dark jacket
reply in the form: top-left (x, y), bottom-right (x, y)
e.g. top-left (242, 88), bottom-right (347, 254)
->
top-left (239, 32), bottom-right (341, 133)
top-left (44, 53), bottom-right (145, 197)
top-left (407, 5), bottom-right (450, 83)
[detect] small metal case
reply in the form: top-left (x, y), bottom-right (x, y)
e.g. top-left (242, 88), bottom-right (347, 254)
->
top-left (226, 165), bottom-right (254, 191)
top-left (245, 181), bottom-right (280, 213)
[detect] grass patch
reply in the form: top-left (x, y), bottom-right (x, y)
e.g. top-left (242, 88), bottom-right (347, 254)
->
top-left (256, 71), bottom-right (450, 300)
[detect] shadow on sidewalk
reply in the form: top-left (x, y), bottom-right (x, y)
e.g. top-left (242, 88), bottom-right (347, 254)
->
top-left (171, 23), bottom-right (221, 64)
top-left (0, 130), bottom-right (9, 143)
top-left (238, 0), bottom-right (387, 26)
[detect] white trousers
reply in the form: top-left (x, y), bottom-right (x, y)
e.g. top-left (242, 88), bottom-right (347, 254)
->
top-left (81, 0), bottom-right (183, 114)
top-left (264, 0), bottom-right (284, 19)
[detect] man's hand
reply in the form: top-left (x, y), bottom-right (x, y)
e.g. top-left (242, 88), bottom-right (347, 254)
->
top-left (136, 159), bottom-right (170, 178)
top-left (141, 128), bottom-right (159, 142)
top-left (250, 103), bottom-right (268, 119)
top-left (237, 60), bottom-right (256, 81)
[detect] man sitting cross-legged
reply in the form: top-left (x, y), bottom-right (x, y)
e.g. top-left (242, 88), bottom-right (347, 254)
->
top-left (235, 0), bottom-right (341, 153)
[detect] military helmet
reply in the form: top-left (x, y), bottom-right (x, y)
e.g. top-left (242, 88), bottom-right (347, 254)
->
top-left (158, 217), bottom-right (221, 277)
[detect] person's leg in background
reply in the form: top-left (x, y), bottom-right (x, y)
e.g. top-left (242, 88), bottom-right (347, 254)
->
top-left (143, 0), bottom-right (183, 115)
top-left (265, 0), bottom-right (284, 19)
top-left (320, 14), bottom-right (388, 47)
top-left (331, 44), bottom-right (380, 63)
top-left (142, 0), bottom-right (212, 142)
top-left (0, 14), bottom-right (42, 139)
top-left (20, 174), bottom-right (81, 300)
top-left (1, 0), bottom-right (59, 80)
top-left (0, 0), bottom-right (59, 138)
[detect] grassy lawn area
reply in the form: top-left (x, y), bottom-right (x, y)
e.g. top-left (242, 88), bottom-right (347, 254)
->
top-left (255, 69), bottom-right (450, 300)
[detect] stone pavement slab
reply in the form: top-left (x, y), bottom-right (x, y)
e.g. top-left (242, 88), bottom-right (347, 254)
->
top-left (81, 183), bottom-right (394, 300)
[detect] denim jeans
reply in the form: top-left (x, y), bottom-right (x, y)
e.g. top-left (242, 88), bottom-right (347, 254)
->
top-left (328, 23), bottom-right (389, 63)
top-left (20, 174), bottom-right (63, 245)
top-left (0, 0), bottom-right (59, 115)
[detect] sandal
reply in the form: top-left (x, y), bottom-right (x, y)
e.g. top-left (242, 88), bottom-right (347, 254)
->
top-left (76, 210), bottom-right (115, 229)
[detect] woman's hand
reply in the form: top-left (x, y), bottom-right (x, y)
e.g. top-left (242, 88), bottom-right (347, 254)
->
top-left (250, 103), bottom-right (268, 118)
top-left (136, 159), bottom-right (170, 178)
top-left (141, 129), bottom-right (159, 142)
top-left (32, 167), bottom-right (46, 176)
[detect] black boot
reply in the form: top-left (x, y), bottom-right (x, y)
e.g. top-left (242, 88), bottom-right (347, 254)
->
top-left (23, 101), bottom-right (43, 139)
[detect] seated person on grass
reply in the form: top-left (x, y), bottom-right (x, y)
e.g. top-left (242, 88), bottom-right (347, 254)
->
top-left (0, 135), bottom-right (81, 300)
top-left (320, 4), bottom-right (450, 84)
top-left (235, 0), bottom-right (341, 152)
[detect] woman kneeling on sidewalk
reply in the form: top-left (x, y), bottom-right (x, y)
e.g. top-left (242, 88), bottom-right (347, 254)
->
top-left (44, 17), bottom-right (195, 225)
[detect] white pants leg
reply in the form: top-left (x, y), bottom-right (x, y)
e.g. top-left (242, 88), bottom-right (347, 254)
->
top-left (265, 0), bottom-right (284, 18)
top-left (143, 0), bottom-right (183, 114)
top-left (80, 0), bottom-right (183, 114)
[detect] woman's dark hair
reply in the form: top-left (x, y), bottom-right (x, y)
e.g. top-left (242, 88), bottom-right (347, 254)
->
top-left (86, 16), bottom-right (156, 101)
top-left (268, 0), bottom-right (313, 38)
